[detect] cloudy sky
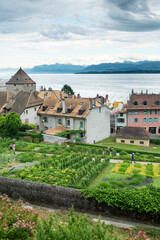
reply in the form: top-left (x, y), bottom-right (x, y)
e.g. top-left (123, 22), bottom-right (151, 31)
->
top-left (0, 0), bottom-right (160, 68)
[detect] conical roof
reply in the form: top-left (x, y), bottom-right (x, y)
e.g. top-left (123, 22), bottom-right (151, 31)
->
top-left (6, 67), bottom-right (36, 84)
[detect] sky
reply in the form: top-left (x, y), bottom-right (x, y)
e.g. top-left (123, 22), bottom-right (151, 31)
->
top-left (0, 0), bottom-right (160, 68)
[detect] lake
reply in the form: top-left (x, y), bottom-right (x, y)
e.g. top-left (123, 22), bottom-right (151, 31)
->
top-left (0, 72), bottom-right (160, 102)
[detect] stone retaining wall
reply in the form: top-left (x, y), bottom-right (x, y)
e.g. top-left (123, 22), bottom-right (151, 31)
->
top-left (0, 176), bottom-right (159, 225)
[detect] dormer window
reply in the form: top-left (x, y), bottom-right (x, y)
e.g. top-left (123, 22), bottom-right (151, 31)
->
top-left (57, 107), bottom-right (62, 113)
top-left (133, 101), bottom-right (138, 105)
top-left (155, 100), bottom-right (159, 106)
top-left (51, 106), bottom-right (54, 109)
top-left (79, 102), bottom-right (83, 105)
top-left (78, 108), bottom-right (86, 115)
top-left (143, 101), bottom-right (147, 106)
top-left (42, 105), bottom-right (48, 111)
top-left (67, 107), bottom-right (74, 113)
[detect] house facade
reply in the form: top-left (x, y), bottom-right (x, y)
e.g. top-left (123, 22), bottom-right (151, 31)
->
top-left (38, 95), bottom-right (110, 144)
top-left (110, 104), bottom-right (127, 133)
top-left (116, 126), bottom-right (151, 147)
top-left (127, 90), bottom-right (160, 135)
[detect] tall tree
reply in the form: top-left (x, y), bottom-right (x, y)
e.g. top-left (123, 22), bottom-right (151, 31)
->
top-left (61, 84), bottom-right (74, 95)
top-left (3, 112), bottom-right (22, 137)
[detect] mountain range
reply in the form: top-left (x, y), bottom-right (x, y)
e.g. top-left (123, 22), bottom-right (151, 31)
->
top-left (1, 61), bottom-right (160, 74)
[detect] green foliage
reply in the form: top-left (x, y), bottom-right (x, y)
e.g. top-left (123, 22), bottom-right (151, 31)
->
top-left (83, 184), bottom-right (160, 215)
top-left (0, 113), bottom-right (22, 138)
top-left (17, 132), bottom-right (43, 142)
top-left (61, 84), bottom-right (74, 95)
top-left (150, 139), bottom-right (160, 145)
top-left (20, 123), bottom-right (36, 132)
top-left (34, 207), bottom-right (107, 240)
top-left (56, 130), bottom-right (85, 138)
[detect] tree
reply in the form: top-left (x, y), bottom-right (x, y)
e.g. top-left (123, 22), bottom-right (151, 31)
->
top-left (3, 112), bottom-right (22, 137)
top-left (61, 84), bottom-right (74, 95)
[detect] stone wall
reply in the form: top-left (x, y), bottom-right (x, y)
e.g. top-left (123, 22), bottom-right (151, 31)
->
top-left (0, 176), bottom-right (159, 224)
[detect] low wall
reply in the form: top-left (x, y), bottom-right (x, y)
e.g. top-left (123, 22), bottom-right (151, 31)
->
top-left (42, 134), bottom-right (67, 144)
top-left (0, 177), bottom-right (159, 225)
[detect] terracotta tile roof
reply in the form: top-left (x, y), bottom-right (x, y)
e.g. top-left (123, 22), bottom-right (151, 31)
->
top-left (120, 104), bottom-right (127, 113)
top-left (44, 125), bottom-right (70, 135)
top-left (6, 68), bottom-right (36, 84)
top-left (128, 93), bottom-right (160, 110)
top-left (38, 97), bottom-right (103, 119)
top-left (38, 90), bottom-right (67, 100)
top-left (116, 126), bottom-right (151, 140)
top-left (0, 91), bottom-right (15, 113)
top-left (9, 91), bottom-right (43, 115)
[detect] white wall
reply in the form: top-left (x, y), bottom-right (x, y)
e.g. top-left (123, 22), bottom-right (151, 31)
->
top-left (20, 105), bottom-right (40, 125)
top-left (86, 106), bottom-right (110, 144)
top-left (43, 134), bottom-right (67, 144)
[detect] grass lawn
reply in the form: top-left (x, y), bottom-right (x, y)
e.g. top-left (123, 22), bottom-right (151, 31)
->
top-left (97, 137), bottom-right (160, 154)
top-left (89, 163), bottom-right (130, 188)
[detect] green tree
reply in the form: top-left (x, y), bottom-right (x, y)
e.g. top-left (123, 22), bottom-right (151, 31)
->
top-left (3, 112), bottom-right (22, 137)
top-left (61, 84), bottom-right (74, 95)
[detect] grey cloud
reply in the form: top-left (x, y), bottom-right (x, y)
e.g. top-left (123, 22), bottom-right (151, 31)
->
top-left (103, 0), bottom-right (160, 32)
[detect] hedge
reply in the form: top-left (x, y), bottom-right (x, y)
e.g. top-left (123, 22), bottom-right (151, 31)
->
top-left (16, 132), bottom-right (43, 142)
top-left (72, 142), bottom-right (160, 157)
top-left (150, 139), bottom-right (160, 145)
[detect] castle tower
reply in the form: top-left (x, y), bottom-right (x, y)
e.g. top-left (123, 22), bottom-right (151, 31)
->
top-left (6, 67), bottom-right (36, 94)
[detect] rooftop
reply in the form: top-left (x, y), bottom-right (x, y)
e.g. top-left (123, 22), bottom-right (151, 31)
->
top-left (116, 126), bottom-right (151, 140)
top-left (6, 68), bottom-right (36, 85)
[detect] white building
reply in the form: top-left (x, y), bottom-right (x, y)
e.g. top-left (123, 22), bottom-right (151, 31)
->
top-left (38, 94), bottom-right (110, 144)
top-left (110, 104), bottom-right (127, 134)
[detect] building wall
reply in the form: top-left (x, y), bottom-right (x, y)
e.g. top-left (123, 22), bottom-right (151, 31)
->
top-left (127, 110), bottom-right (160, 134)
top-left (86, 106), bottom-right (110, 144)
top-left (20, 105), bottom-right (40, 125)
top-left (116, 137), bottom-right (149, 146)
top-left (6, 83), bottom-right (36, 94)
top-left (43, 134), bottom-right (67, 144)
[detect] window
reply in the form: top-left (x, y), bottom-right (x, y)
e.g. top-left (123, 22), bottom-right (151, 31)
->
top-left (142, 118), bottom-right (147, 123)
top-left (130, 140), bottom-right (134, 143)
top-left (67, 107), bottom-right (74, 113)
top-left (120, 113), bottom-right (123, 117)
top-left (78, 108), bottom-right (86, 115)
top-left (57, 107), bottom-right (62, 113)
top-left (117, 118), bottom-right (125, 123)
top-left (58, 119), bottom-right (62, 124)
top-left (134, 111), bottom-right (139, 115)
top-left (128, 118), bottom-right (132, 124)
top-left (143, 101), bottom-right (147, 106)
top-left (34, 107), bottom-right (36, 111)
top-left (154, 118), bottom-right (158, 123)
top-left (14, 84), bottom-right (16, 86)
top-left (26, 110), bottom-right (28, 114)
top-left (154, 110), bottom-right (158, 115)
top-left (44, 117), bottom-right (48, 123)
top-left (140, 141), bottom-right (144, 144)
top-left (80, 121), bottom-right (83, 128)
top-left (42, 105), bottom-right (48, 111)
top-left (134, 118), bottom-right (139, 123)
top-left (149, 110), bottom-right (152, 115)
top-left (79, 132), bottom-right (85, 138)
top-left (51, 106), bottom-right (54, 109)
top-left (143, 110), bottom-right (148, 115)
top-left (158, 127), bottom-right (160, 134)
top-left (79, 102), bottom-right (83, 105)
top-left (121, 140), bottom-right (125, 143)
top-left (128, 111), bottom-right (133, 115)
top-left (155, 101), bottom-right (159, 106)
top-left (67, 120), bottom-right (70, 126)
top-left (44, 126), bottom-right (48, 130)
top-left (149, 118), bottom-right (152, 123)
top-left (133, 101), bottom-right (138, 105)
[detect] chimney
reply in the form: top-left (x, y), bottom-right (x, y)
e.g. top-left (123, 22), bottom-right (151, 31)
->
top-left (44, 92), bottom-right (48, 99)
top-left (146, 90), bottom-right (148, 94)
top-left (141, 90), bottom-right (143, 94)
top-left (62, 99), bottom-right (66, 114)
top-left (105, 94), bottom-right (108, 100)
top-left (60, 93), bottom-right (62, 100)
top-left (96, 94), bottom-right (99, 98)
top-left (77, 93), bottom-right (81, 98)
top-left (89, 98), bottom-right (92, 110)
top-left (132, 89), bottom-right (134, 94)
top-left (44, 87), bottom-right (46, 91)
top-left (40, 86), bottom-right (44, 91)
top-left (92, 98), bottom-right (96, 106)
top-left (68, 94), bottom-right (72, 98)
top-left (100, 96), bottom-right (104, 105)
top-left (48, 87), bottom-right (52, 91)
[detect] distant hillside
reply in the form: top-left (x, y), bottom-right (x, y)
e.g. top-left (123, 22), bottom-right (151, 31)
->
top-left (27, 63), bottom-right (85, 74)
top-left (77, 61), bottom-right (160, 74)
